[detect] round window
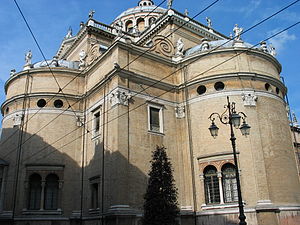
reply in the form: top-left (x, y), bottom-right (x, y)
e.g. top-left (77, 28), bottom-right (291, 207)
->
top-left (265, 83), bottom-right (271, 92)
top-left (197, 85), bottom-right (207, 95)
top-left (54, 99), bottom-right (63, 108)
top-left (214, 82), bottom-right (225, 91)
top-left (37, 99), bottom-right (47, 108)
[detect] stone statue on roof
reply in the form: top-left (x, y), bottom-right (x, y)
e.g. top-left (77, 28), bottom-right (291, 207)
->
top-left (206, 17), bottom-right (212, 28)
top-left (292, 112), bottom-right (299, 127)
top-left (176, 38), bottom-right (184, 56)
top-left (79, 50), bottom-right (87, 69)
top-left (269, 44), bottom-right (276, 57)
top-left (89, 10), bottom-right (95, 19)
top-left (233, 24), bottom-right (243, 41)
top-left (80, 21), bottom-right (85, 30)
top-left (260, 41), bottom-right (268, 53)
top-left (184, 9), bottom-right (189, 16)
top-left (167, 0), bottom-right (173, 9)
top-left (65, 26), bottom-right (73, 39)
top-left (25, 50), bottom-right (32, 65)
top-left (116, 20), bottom-right (123, 36)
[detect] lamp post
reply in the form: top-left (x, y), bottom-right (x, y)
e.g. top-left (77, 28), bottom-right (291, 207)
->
top-left (208, 96), bottom-right (250, 225)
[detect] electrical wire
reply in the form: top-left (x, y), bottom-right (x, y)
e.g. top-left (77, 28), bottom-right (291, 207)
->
top-left (3, 21), bottom-right (299, 177)
top-left (2, 0), bottom-right (299, 164)
top-left (1, 0), bottom-right (222, 158)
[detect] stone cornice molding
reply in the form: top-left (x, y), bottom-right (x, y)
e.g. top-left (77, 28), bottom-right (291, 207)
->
top-left (183, 46), bottom-right (282, 73)
top-left (5, 68), bottom-right (82, 94)
top-left (2, 109), bottom-right (83, 123)
top-left (57, 26), bottom-right (89, 59)
top-left (59, 23), bottom-right (116, 60)
top-left (136, 9), bottom-right (226, 46)
top-left (119, 69), bottom-right (175, 91)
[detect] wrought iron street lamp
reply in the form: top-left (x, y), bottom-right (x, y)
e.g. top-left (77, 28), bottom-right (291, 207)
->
top-left (208, 96), bottom-right (250, 225)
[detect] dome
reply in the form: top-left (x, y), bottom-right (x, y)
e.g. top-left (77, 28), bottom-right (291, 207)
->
top-left (112, 1), bottom-right (166, 34)
top-left (114, 4), bottom-right (166, 22)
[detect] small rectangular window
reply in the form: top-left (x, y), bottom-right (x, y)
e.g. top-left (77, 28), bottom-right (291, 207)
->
top-left (148, 104), bottom-right (163, 133)
top-left (91, 183), bottom-right (99, 209)
top-left (93, 110), bottom-right (101, 138)
top-left (89, 176), bottom-right (100, 210)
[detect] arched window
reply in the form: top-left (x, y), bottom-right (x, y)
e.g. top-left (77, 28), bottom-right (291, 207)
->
top-left (222, 164), bottom-right (238, 203)
top-left (204, 166), bottom-right (220, 204)
top-left (28, 174), bottom-right (42, 210)
top-left (125, 20), bottom-right (133, 33)
top-left (137, 18), bottom-right (145, 32)
top-left (44, 174), bottom-right (59, 210)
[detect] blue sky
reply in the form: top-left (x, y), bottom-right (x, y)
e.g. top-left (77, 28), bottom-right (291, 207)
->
top-left (0, 0), bottom-right (299, 125)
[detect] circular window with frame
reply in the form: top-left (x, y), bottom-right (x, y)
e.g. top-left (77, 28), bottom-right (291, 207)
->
top-left (214, 82), bottom-right (225, 91)
top-left (197, 85), bottom-right (207, 95)
top-left (37, 99), bottom-right (47, 108)
top-left (54, 99), bottom-right (64, 108)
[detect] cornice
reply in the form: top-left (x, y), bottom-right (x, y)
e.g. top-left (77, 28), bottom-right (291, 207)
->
top-left (59, 24), bottom-right (116, 60)
top-left (119, 69), bottom-right (175, 92)
top-left (136, 9), bottom-right (226, 46)
top-left (5, 68), bottom-right (82, 94)
top-left (182, 46), bottom-right (282, 74)
top-left (58, 27), bottom-right (88, 59)
top-left (3, 108), bottom-right (83, 124)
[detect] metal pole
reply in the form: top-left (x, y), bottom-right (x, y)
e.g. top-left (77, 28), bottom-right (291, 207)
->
top-left (228, 97), bottom-right (247, 225)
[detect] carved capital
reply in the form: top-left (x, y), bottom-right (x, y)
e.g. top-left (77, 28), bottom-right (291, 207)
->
top-left (217, 171), bottom-right (222, 178)
top-left (76, 116), bottom-right (84, 127)
top-left (242, 91), bottom-right (258, 106)
top-left (13, 113), bottom-right (24, 127)
top-left (175, 105), bottom-right (185, 119)
top-left (110, 90), bottom-right (131, 107)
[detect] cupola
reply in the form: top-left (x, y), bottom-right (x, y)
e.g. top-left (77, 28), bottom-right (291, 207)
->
top-left (138, 0), bottom-right (154, 7)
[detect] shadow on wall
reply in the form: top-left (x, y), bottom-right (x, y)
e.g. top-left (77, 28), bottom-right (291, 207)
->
top-left (84, 140), bottom-right (148, 211)
top-left (0, 127), bottom-right (82, 217)
top-left (0, 127), bottom-right (149, 221)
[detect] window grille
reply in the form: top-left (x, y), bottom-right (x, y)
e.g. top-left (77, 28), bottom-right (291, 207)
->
top-left (204, 166), bottom-right (220, 204)
top-left (222, 164), bottom-right (238, 203)
top-left (28, 174), bottom-right (42, 210)
top-left (44, 174), bottom-right (59, 210)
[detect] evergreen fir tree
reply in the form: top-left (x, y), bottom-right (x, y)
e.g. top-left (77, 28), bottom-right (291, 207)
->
top-left (143, 146), bottom-right (179, 225)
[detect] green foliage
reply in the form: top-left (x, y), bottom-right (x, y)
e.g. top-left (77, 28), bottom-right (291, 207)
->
top-left (143, 146), bottom-right (179, 225)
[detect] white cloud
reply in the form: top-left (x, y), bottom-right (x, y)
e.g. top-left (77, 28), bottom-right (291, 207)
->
top-left (239, 0), bottom-right (262, 16)
top-left (267, 29), bottom-right (296, 54)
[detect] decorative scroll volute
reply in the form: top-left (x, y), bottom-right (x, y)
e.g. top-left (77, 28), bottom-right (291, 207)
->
top-left (87, 43), bottom-right (101, 65)
top-left (146, 35), bottom-right (174, 57)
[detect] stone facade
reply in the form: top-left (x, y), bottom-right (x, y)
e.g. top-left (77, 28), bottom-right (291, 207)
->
top-left (0, 1), bottom-right (300, 225)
